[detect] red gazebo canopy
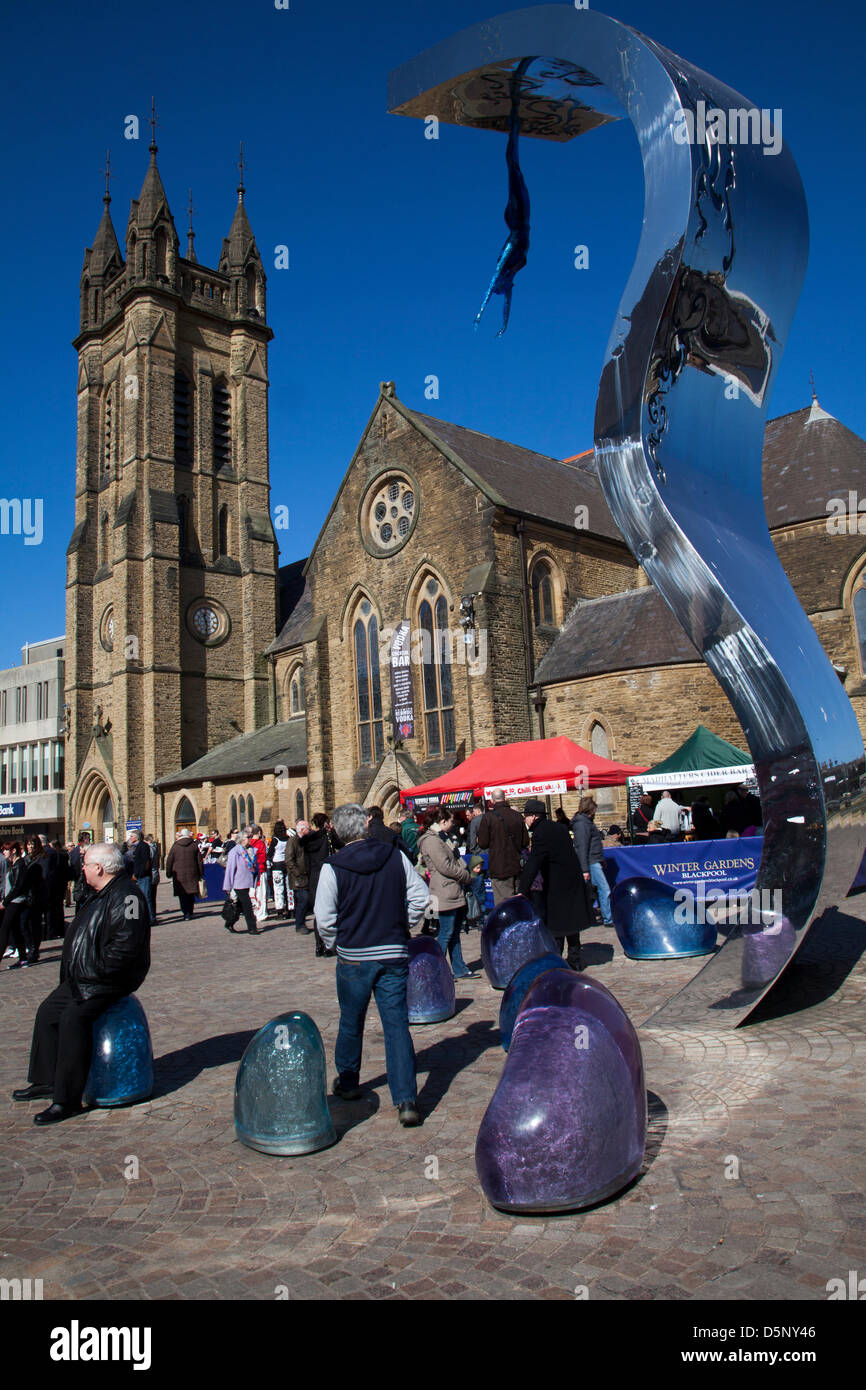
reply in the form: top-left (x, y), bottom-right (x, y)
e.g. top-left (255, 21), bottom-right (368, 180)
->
top-left (400, 736), bottom-right (647, 805)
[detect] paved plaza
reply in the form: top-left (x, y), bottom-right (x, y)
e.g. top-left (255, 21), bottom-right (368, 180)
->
top-left (0, 892), bottom-right (864, 1302)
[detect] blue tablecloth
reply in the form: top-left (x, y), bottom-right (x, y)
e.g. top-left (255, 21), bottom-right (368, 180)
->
top-left (604, 837), bottom-right (763, 897)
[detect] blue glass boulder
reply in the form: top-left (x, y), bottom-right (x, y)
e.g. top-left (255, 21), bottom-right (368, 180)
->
top-left (481, 895), bottom-right (558, 990)
top-left (407, 936), bottom-right (456, 1023)
top-left (82, 994), bottom-right (154, 1108)
top-left (477, 971), bottom-right (646, 1213)
top-left (234, 1011), bottom-right (336, 1156)
top-left (611, 876), bottom-right (717, 959)
top-left (498, 953), bottom-right (571, 1051)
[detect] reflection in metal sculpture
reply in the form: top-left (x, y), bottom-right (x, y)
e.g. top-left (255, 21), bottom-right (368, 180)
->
top-left (474, 56), bottom-right (533, 334)
top-left (389, 6), bottom-right (866, 1027)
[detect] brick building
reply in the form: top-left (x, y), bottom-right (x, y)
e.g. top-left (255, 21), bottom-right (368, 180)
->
top-left (65, 148), bottom-right (866, 841)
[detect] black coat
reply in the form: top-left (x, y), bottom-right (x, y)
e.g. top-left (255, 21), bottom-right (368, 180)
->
top-left (60, 872), bottom-right (151, 1001)
top-left (519, 816), bottom-right (589, 938)
top-left (367, 817), bottom-right (415, 863)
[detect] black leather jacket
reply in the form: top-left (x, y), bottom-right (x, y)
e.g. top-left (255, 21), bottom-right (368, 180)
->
top-left (60, 872), bottom-right (151, 1000)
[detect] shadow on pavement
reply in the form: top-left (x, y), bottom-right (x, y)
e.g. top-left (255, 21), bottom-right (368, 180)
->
top-left (153, 1029), bottom-right (257, 1097)
top-left (744, 905), bottom-right (866, 1027)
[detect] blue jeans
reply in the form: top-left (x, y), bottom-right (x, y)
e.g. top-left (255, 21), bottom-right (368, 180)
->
top-left (436, 907), bottom-right (471, 976)
top-left (293, 886), bottom-right (309, 929)
top-left (590, 861), bottom-right (612, 923)
top-left (335, 958), bottom-right (416, 1106)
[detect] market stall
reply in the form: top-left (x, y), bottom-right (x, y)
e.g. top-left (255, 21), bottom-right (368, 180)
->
top-left (612, 726), bottom-right (761, 958)
top-left (400, 735), bottom-right (646, 809)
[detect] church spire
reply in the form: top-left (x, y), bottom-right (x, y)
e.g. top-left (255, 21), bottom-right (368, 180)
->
top-left (219, 141), bottom-right (265, 318)
top-left (80, 152), bottom-right (123, 330)
top-left (126, 100), bottom-right (179, 285)
top-left (186, 189), bottom-right (197, 262)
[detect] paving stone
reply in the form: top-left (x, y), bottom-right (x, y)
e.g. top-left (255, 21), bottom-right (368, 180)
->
top-left (0, 902), bottom-right (864, 1299)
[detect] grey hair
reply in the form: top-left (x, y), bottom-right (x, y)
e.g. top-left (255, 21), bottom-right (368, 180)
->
top-left (127, 829), bottom-right (140, 842)
top-left (332, 803), bottom-right (368, 845)
top-left (490, 789), bottom-right (506, 803)
top-left (85, 842), bottom-right (126, 875)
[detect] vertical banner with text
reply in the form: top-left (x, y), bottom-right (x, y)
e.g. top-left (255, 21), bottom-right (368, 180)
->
top-left (390, 620), bottom-right (414, 739)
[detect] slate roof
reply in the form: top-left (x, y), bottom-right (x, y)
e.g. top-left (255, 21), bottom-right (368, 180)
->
top-left (761, 402), bottom-right (866, 527)
top-left (408, 409), bottom-right (623, 541)
top-left (534, 586), bottom-right (701, 686)
top-left (268, 559), bottom-right (313, 654)
top-left (154, 720), bottom-right (306, 789)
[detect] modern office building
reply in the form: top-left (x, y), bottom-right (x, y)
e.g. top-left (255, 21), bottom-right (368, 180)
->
top-left (0, 637), bottom-right (67, 842)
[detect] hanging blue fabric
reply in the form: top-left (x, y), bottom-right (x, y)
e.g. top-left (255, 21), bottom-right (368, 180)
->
top-left (475, 57), bottom-right (534, 335)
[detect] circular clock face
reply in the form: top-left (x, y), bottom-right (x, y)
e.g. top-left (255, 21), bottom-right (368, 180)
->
top-left (363, 475), bottom-right (418, 555)
top-left (99, 607), bottom-right (114, 652)
top-left (186, 599), bottom-right (230, 646)
top-left (192, 605), bottom-right (220, 639)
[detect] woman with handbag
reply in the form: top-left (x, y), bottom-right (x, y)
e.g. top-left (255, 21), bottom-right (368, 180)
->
top-left (222, 831), bottom-right (260, 935)
top-left (418, 809), bottom-right (479, 980)
top-left (165, 829), bottom-right (204, 921)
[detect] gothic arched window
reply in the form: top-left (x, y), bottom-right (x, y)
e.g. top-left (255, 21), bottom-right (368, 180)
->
top-left (103, 390), bottom-right (114, 477)
top-left (100, 514), bottom-right (110, 570)
top-left (247, 795), bottom-right (254, 826)
top-left (174, 373), bottom-right (191, 465)
top-left (290, 666), bottom-right (305, 716)
top-left (213, 382), bottom-right (231, 469)
top-left (590, 720), bottom-right (614, 812)
top-left (295, 789), bottom-right (304, 821)
top-left (418, 577), bottom-right (455, 758)
top-left (854, 587), bottom-right (866, 674)
top-left (353, 601), bottom-right (384, 765)
top-left (245, 265), bottom-right (258, 313)
top-left (531, 560), bottom-right (555, 627)
top-left (155, 228), bottom-right (168, 278)
top-left (229, 795), bottom-right (237, 829)
top-left (218, 504), bottom-right (229, 558)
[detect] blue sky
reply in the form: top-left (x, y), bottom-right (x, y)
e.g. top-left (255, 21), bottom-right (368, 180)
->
top-left (1, 0), bottom-right (863, 668)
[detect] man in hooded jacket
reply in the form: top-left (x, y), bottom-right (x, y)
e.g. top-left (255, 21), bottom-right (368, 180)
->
top-left (315, 803), bottom-right (429, 1126)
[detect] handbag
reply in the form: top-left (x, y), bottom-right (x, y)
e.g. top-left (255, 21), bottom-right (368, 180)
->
top-left (221, 895), bottom-right (241, 926)
top-left (198, 878), bottom-right (207, 899)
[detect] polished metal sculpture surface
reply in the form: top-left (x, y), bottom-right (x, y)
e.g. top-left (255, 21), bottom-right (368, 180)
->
top-left (389, 6), bottom-right (866, 1027)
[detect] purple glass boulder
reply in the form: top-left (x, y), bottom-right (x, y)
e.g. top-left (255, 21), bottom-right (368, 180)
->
top-left (611, 876), bottom-right (717, 959)
top-left (498, 953), bottom-right (571, 1051)
top-left (407, 936), bottom-right (456, 1023)
top-left (476, 970), bottom-right (646, 1213)
top-left (480, 895), bottom-right (558, 990)
top-left (741, 912), bottom-right (798, 991)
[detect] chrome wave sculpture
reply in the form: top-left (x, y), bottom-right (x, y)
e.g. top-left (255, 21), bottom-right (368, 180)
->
top-left (389, 5), bottom-right (866, 1027)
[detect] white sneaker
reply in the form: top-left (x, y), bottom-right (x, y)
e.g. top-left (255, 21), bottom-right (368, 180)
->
top-left (3, 949), bottom-right (17, 959)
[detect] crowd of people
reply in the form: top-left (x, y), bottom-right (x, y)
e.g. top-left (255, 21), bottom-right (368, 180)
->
top-left (4, 779), bottom-right (764, 1129)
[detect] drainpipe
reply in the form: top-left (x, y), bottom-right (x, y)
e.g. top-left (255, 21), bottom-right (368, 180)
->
top-left (269, 652), bottom-right (278, 725)
top-left (515, 519), bottom-right (535, 736)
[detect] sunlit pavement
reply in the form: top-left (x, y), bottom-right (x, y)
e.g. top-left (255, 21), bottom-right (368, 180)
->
top-left (1, 893), bottom-right (864, 1300)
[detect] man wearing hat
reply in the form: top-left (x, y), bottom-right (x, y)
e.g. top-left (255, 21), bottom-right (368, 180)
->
top-left (519, 799), bottom-right (588, 970)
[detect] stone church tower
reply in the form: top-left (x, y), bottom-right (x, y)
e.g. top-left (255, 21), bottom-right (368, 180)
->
top-left (65, 134), bottom-right (278, 843)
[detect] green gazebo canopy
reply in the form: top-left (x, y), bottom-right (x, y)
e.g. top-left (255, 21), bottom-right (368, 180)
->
top-left (628, 725), bottom-right (754, 791)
